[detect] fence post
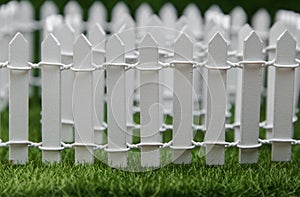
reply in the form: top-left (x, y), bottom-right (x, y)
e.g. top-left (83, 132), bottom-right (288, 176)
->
top-left (265, 22), bottom-right (286, 139)
top-left (88, 2), bottom-right (107, 31)
top-left (8, 33), bottom-right (29, 164)
top-left (239, 31), bottom-right (263, 163)
top-left (272, 31), bottom-right (296, 161)
top-left (40, 34), bottom-right (62, 162)
top-left (234, 24), bottom-right (253, 142)
top-left (138, 33), bottom-right (161, 167)
top-left (73, 35), bottom-right (94, 164)
top-left (87, 24), bottom-right (106, 145)
top-left (105, 34), bottom-right (128, 168)
top-left (171, 33), bottom-right (194, 164)
top-left (54, 24), bottom-right (75, 143)
top-left (205, 32), bottom-right (228, 165)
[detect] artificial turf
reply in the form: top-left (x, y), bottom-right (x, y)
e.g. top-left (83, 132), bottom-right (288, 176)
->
top-left (0, 86), bottom-right (299, 196)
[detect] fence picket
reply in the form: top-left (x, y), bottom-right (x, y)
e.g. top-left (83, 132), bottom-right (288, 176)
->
top-left (171, 33), bottom-right (194, 164)
top-left (138, 33), bottom-right (161, 167)
top-left (266, 22), bottom-right (286, 139)
top-left (272, 31), bottom-right (296, 161)
top-left (40, 34), bottom-right (62, 163)
top-left (205, 32), bottom-right (227, 165)
top-left (54, 24), bottom-right (75, 143)
top-left (106, 34), bottom-right (128, 168)
top-left (87, 24), bottom-right (106, 145)
top-left (234, 24), bottom-right (253, 142)
top-left (8, 33), bottom-right (29, 164)
top-left (239, 31), bottom-right (263, 163)
top-left (73, 35), bottom-right (94, 164)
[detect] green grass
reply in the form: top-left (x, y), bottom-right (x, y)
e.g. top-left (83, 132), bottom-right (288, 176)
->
top-left (0, 87), bottom-right (300, 196)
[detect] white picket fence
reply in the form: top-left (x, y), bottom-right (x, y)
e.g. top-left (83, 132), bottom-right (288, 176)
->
top-left (0, 1), bottom-right (299, 167)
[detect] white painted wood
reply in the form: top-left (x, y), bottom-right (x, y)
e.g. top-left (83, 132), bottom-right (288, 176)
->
top-left (40, 1), bottom-right (58, 20)
top-left (73, 34), bottom-right (94, 164)
top-left (172, 33), bottom-right (194, 164)
top-left (159, 3), bottom-right (177, 29)
top-left (87, 24), bottom-right (106, 145)
top-left (41, 34), bottom-right (62, 163)
top-left (138, 33), bottom-right (161, 167)
top-left (272, 31), bottom-right (296, 161)
top-left (106, 34), bottom-right (128, 168)
top-left (252, 9), bottom-right (271, 42)
top-left (54, 24), bottom-right (75, 143)
top-left (0, 11), bottom-right (9, 111)
top-left (239, 31), bottom-right (263, 163)
top-left (64, 1), bottom-right (83, 36)
top-left (136, 3), bottom-right (153, 28)
top-left (266, 22), bottom-right (286, 139)
top-left (111, 2), bottom-right (129, 25)
top-left (19, 1), bottom-right (34, 61)
top-left (234, 24), bottom-right (253, 142)
top-left (183, 4), bottom-right (202, 39)
top-left (8, 33), bottom-right (29, 164)
top-left (117, 16), bottom-right (136, 144)
top-left (88, 2), bottom-right (107, 30)
top-left (205, 32), bottom-right (228, 165)
top-left (230, 6), bottom-right (247, 50)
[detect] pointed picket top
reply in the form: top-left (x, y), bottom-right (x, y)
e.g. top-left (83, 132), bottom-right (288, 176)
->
top-left (230, 6), bottom-right (247, 27)
top-left (114, 13), bottom-right (135, 32)
top-left (208, 32), bottom-right (227, 67)
top-left (42, 33), bottom-right (60, 63)
top-left (138, 33), bottom-right (158, 66)
top-left (269, 21), bottom-right (286, 46)
top-left (54, 23), bottom-right (74, 54)
top-left (136, 3), bottom-right (153, 27)
top-left (73, 34), bottom-right (92, 69)
top-left (64, 1), bottom-right (82, 16)
top-left (252, 9), bottom-right (271, 32)
top-left (19, 0), bottom-right (34, 20)
top-left (276, 30), bottom-right (296, 64)
top-left (159, 3), bottom-right (177, 27)
top-left (106, 34), bottom-right (124, 63)
top-left (40, 1), bottom-right (58, 19)
top-left (88, 23), bottom-right (106, 51)
top-left (237, 24), bottom-right (253, 55)
top-left (206, 25), bottom-right (225, 44)
top-left (88, 1), bottom-right (107, 27)
top-left (112, 1), bottom-right (129, 23)
top-left (174, 33), bottom-right (193, 61)
top-left (243, 31), bottom-right (263, 60)
top-left (183, 3), bottom-right (201, 17)
top-left (9, 33), bottom-right (28, 67)
top-left (207, 5), bottom-right (222, 13)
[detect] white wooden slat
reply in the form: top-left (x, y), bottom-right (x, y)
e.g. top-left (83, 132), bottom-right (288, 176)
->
top-left (41, 34), bottom-right (62, 163)
top-left (64, 1), bottom-right (83, 37)
top-left (172, 33), bottom-right (194, 164)
top-left (0, 10), bottom-right (10, 111)
top-left (159, 3), bottom-right (177, 29)
top-left (111, 2), bottom-right (130, 25)
top-left (138, 33), bottom-right (161, 167)
top-left (8, 33), bottom-right (29, 164)
top-left (88, 2), bottom-right (107, 30)
top-left (183, 3), bottom-right (202, 39)
top-left (64, 1), bottom-right (82, 16)
top-left (266, 22), bottom-right (286, 139)
top-left (205, 32), bottom-right (228, 165)
top-left (272, 31), bottom-right (296, 161)
top-left (252, 9), bottom-right (271, 42)
top-left (239, 31), bottom-right (263, 163)
top-left (117, 16), bottom-right (136, 144)
top-left (234, 24), bottom-right (253, 142)
top-left (54, 24), bottom-right (75, 143)
top-left (230, 6), bottom-right (247, 50)
top-left (73, 34), bottom-right (94, 164)
top-left (106, 34), bottom-right (128, 168)
top-left (293, 25), bottom-right (300, 125)
top-left (40, 1), bottom-right (58, 20)
top-left (87, 24), bottom-right (106, 145)
top-left (136, 3), bottom-right (153, 28)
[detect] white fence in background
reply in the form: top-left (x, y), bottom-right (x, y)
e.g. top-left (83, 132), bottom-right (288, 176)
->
top-left (0, 1), bottom-right (299, 167)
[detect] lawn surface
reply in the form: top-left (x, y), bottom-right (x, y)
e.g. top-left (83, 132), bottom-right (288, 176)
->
top-left (0, 86), bottom-right (300, 197)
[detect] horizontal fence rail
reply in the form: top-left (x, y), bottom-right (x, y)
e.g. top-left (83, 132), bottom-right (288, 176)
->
top-left (0, 1), bottom-right (299, 168)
